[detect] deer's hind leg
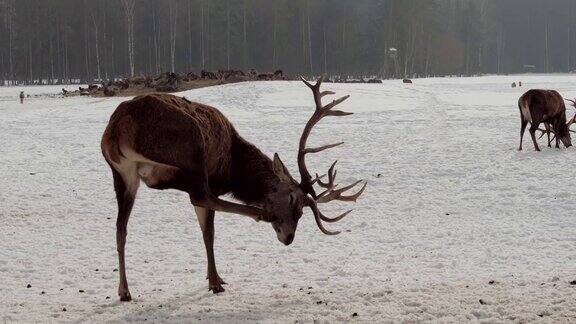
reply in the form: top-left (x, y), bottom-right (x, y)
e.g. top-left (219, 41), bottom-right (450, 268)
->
top-left (110, 162), bottom-right (140, 301)
top-left (519, 118), bottom-right (528, 151)
top-left (194, 206), bottom-right (226, 294)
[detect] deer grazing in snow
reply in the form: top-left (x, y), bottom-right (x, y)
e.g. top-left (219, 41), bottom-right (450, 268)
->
top-left (537, 98), bottom-right (576, 147)
top-left (518, 89), bottom-right (572, 151)
top-left (101, 77), bottom-right (366, 301)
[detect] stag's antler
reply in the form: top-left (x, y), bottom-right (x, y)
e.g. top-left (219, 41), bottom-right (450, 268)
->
top-left (566, 98), bottom-right (576, 133)
top-left (298, 76), bottom-right (366, 235)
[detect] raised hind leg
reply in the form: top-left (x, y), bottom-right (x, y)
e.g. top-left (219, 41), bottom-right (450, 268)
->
top-left (194, 206), bottom-right (226, 293)
top-left (111, 164), bottom-right (140, 301)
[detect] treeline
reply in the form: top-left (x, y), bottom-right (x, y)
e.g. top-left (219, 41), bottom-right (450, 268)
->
top-left (0, 0), bottom-right (575, 85)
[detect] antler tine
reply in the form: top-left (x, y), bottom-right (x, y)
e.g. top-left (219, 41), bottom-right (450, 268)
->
top-left (568, 113), bottom-right (576, 128)
top-left (320, 91), bottom-right (335, 97)
top-left (312, 173), bottom-right (326, 186)
top-left (317, 180), bottom-right (367, 203)
top-left (323, 95), bottom-right (351, 112)
top-left (300, 75), bottom-right (324, 97)
top-left (315, 161), bottom-right (338, 189)
top-left (317, 161), bottom-right (338, 190)
top-left (306, 197), bottom-right (346, 235)
top-left (327, 110), bottom-right (354, 117)
top-left (537, 128), bottom-right (550, 139)
top-left (565, 98), bottom-right (576, 106)
top-left (320, 210), bottom-right (352, 223)
top-left (304, 142), bottom-right (344, 154)
top-left (299, 77), bottom-right (312, 89)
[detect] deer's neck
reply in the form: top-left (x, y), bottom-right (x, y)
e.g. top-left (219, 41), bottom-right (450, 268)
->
top-left (229, 134), bottom-right (279, 204)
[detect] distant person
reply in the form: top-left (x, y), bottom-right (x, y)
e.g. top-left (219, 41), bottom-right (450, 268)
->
top-left (19, 91), bottom-right (24, 104)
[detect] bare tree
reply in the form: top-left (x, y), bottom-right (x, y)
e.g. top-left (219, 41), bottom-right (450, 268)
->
top-left (272, 2), bottom-right (278, 69)
top-left (48, 8), bottom-right (55, 83)
top-left (3, 1), bottom-right (576, 83)
top-left (121, 0), bottom-right (136, 76)
top-left (225, 0), bottom-right (230, 69)
top-left (243, 0), bottom-right (249, 69)
top-left (152, 5), bottom-right (160, 74)
top-left (200, 0), bottom-right (205, 70)
top-left (169, 0), bottom-right (178, 73)
top-left (545, 13), bottom-right (550, 73)
top-left (307, 3), bottom-right (313, 75)
top-left (91, 4), bottom-right (102, 80)
top-left (188, 0), bottom-right (193, 70)
top-left (322, 21), bottom-right (327, 74)
top-left (84, 0), bottom-right (91, 80)
top-left (5, 0), bottom-right (14, 82)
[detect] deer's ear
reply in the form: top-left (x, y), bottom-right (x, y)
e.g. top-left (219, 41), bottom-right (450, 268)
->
top-left (273, 153), bottom-right (297, 184)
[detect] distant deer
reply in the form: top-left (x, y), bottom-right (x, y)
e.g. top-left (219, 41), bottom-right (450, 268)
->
top-left (518, 89), bottom-right (572, 151)
top-left (101, 77), bottom-right (366, 301)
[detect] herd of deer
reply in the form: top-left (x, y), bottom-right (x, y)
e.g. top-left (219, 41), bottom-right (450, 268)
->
top-left (101, 77), bottom-right (573, 301)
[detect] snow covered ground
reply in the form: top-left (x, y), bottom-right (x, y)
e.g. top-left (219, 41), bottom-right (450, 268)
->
top-left (1, 75), bottom-right (576, 323)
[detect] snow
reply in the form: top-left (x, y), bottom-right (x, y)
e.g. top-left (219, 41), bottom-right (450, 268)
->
top-left (1, 75), bottom-right (576, 323)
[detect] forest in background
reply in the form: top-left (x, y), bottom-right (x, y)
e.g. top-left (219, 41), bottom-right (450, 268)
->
top-left (1, 0), bottom-right (576, 84)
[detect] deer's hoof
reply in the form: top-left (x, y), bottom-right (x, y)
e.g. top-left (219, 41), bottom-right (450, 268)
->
top-left (209, 283), bottom-right (225, 294)
top-left (119, 292), bottom-right (132, 302)
top-left (206, 275), bottom-right (226, 285)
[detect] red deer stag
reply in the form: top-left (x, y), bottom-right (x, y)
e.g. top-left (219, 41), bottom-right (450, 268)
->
top-left (518, 89), bottom-right (572, 151)
top-left (101, 77), bottom-right (366, 301)
top-left (537, 98), bottom-right (576, 146)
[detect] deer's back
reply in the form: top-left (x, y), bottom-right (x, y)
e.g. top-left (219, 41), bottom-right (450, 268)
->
top-left (519, 89), bottom-right (566, 122)
top-left (102, 93), bottom-right (236, 176)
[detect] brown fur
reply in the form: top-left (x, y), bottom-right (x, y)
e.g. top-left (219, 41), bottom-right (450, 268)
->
top-left (101, 78), bottom-right (363, 301)
top-left (101, 93), bottom-right (304, 299)
top-left (102, 93), bottom-right (284, 198)
top-left (518, 89), bottom-right (572, 151)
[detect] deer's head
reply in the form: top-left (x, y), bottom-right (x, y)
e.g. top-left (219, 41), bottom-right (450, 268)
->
top-left (561, 98), bottom-right (576, 148)
top-left (556, 123), bottom-right (572, 148)
top-left (261, 77), bottom-right (367, 246)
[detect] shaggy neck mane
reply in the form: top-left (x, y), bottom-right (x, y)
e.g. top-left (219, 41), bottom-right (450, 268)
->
top-left (229, 133), bottom-right (279, 204)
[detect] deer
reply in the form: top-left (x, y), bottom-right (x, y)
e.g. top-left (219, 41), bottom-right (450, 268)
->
top-left (100, 76), bottom-right (366, 301)
top-left (537, 98), bottom-right (576, 146)
top-left (518, 89), bottom-right (572, 151)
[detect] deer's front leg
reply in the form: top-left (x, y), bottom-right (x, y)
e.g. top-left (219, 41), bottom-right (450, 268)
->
top-left (529, 123), bottom-right (541, 151)
top-left (193, 206), bottom-right (226, 293)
